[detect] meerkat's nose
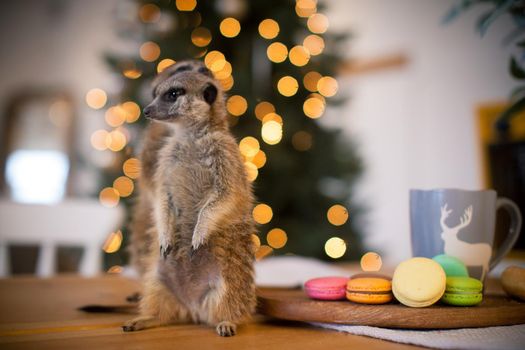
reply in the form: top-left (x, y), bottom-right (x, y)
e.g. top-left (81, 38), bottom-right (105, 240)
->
top-left (143, 105), bottom-right (153, 118)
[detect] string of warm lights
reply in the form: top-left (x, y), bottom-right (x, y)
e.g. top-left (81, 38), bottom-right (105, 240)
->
top-left (88, 0), bottom-right (368, 273)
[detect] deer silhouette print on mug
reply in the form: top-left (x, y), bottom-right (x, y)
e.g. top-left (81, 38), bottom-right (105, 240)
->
top-left (410, 189), bottom-right (522, 281)
top-left (439, 204), bottom-right (492, 280)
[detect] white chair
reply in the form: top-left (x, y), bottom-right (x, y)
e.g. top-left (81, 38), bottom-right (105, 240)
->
top-left (0, 199), bottom-right (124, 277)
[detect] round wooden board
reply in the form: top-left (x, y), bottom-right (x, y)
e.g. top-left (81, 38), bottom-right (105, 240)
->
top-left (256, 288), bottom-right (525, 329)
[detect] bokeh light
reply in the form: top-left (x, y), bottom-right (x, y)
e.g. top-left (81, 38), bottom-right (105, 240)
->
top-left (252, 234), bottom-right (261, 250)
top-left (244, 162), bottom-right (258, 182)
top-left (220, 17), bottom-right (241, 38)
top-left (213, 61), bottom-right (232, 80)
top-left (277, 76), bottom-right (298, 97)
top-left (102, 230), bottom-right (123, 253)
top-left (191, 27), bottom-right (212, 47)
top-left (239, 136), bottom-right (260, 158)
top-left (157, 58), bottom-right (176, 73)
top-left (303, 97), bottom-right (325, 119)
top-left (262, 112), bottom-right (283, 125)
top-left (176, 0), bottom-right (196, 11)
top-left (104, 107), bottom-right (123, 127)
top-left (255, 245), bottom-right (273, 260)
top-left (121, 101), bottom-right (141, 123)
top-left (107, 130), bottom-right (127, 152)
top-left (227, 95), bottom-right (248, 116)
top-left (113, 176), bottom-right (134, 197)
top-left (219, 75), bottom-right (234, 91)
top-left (292, 131), bottom-right (313, 151)
top-left (205, 50), bottom-right (225, 70)
top-left (360, 252), bottom-right (383, 272)
top-left (252, 150), bottom-right (267, 168)
top-left (317, 76), bottom-right (339, 97)
top-left (261, 120), bottom-right (283, 145)
top-left (123, 158), bottom-right (141, 179)
top-left (307, 13), bottom-right (329, 34)
top-left (289, 45), bottom-right (310, 66)
top-left (99, 187), bottom-right (120, 208)
top-left (193, 48), bottom-right (208, 58)
top-left (325, 237), bottom-right (346, 259)
top-left (303, 34), bottom-right (324, 56)
top-left (267, 42), bottom-right (288, 63)
top-left (258, 19), bottom-right (279, 39)
top-left (91, 129), bottom-right (109, 151)
top-left (303, 71), bottom-right (322, 92)
top-left (85, 88), bottom-right (107, 109)
top-left (309, 92), bottom-right (326, 104)
top-left (267, 228), bottom-right (287, 249)
top-left (255, 101), bottom-right (275, 120)
top-left (105, 106), bottom-right (125, 127)
top-left (296, 0), bottom-right (317, 17)
top-left (253, 203), bottom-right (273, 224)
top-left (139, 3), bottom-right (161, 23)
top-left (327, 204), bottom-right (349, 226)
top-left (140, 41), bottom-right (161, 62)
top-left (123, 68), bottom-right (142, 79)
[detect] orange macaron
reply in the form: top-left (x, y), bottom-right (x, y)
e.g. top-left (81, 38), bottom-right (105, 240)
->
top-left (346, 273), bottom-right (393, 304)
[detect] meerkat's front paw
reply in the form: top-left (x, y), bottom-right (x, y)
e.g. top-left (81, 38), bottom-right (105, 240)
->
top-left (159, 234), bottom-right (173, 259)
top-left (160, 244), bottom-right (173, 259)
top-left (216, 321), bottom-right (236, 337)
top-left (192, 226), bottom-right (207, 250)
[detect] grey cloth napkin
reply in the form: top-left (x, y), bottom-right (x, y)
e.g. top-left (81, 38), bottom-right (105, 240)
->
top-left (313, 323), bottom-right (525, 350)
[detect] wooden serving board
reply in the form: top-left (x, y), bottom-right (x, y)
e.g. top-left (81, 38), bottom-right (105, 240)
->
top-left (256, 288), bottom-right (525, 329)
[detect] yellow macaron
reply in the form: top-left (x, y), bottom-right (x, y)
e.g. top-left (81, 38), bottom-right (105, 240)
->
top-left (392, 257), bottom-right (446, 307)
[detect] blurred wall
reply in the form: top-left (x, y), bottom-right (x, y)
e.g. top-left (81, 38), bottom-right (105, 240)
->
top-left (325, 0), bottom-right (517, 263)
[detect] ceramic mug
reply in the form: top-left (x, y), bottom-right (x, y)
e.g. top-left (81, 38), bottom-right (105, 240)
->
top-left (410, 188), bottom-right (522, 281)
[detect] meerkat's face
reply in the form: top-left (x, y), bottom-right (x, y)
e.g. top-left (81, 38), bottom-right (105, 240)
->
top-left (143, 71), bottom-right (220, 126)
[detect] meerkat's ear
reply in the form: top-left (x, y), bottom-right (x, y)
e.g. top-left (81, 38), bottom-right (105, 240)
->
top-left (203, 84), bottom-right (218, 105)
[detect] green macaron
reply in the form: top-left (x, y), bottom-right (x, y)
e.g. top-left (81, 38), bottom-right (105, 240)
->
top-left (441, 276), bottom-right (483, 306)
top-left (432, 254), bottom-right (469, 277)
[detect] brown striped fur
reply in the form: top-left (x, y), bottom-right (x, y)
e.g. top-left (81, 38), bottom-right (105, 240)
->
top-left (124, 61), bottom-right (256, 336)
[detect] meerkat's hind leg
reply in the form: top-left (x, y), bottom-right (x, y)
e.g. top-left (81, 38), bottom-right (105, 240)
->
top-left (123, 275), bottom-right (190, 332)
top-left (216, 321), bottom-right (237, 337)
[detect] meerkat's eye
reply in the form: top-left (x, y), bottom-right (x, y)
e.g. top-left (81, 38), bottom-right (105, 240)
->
top-left (163, 88), bottom-right (186, 102)
top-left (203, 84), bottom-right (218, 105)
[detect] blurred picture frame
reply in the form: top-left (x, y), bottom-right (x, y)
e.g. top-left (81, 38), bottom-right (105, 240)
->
top-left (0, 90), bottom-right (77, 203)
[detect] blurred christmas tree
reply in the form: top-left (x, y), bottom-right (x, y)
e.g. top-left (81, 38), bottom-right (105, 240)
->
top-left (94, 0), bottom-right (364, 270)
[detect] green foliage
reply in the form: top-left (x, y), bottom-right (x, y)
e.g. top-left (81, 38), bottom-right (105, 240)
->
top-left (102, 0), bottom-right (364, 266)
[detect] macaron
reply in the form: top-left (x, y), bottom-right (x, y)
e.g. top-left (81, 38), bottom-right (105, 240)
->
top-left (392, 257), bottom-right (446, 307)
top-left (432, 254), bottom-right (469, 277)
top-left (346, 273), bottom-right (393, 304)
top-left (441, 276), bottom-right (483, 306)
top-left (304, 277), bottom-right (349, 300)
top-left (501, 266), bottom-right (525, 301)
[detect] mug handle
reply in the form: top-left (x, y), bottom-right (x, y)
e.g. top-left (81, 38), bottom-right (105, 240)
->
top-left (489, 197), bottom-right (522, 270)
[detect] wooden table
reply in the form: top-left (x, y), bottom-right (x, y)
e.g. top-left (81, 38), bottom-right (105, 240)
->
top-left (0, 275), bottom-right (426, 349)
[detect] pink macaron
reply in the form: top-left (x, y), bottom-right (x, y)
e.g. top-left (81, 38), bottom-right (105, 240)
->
top-left (304, 276), bottom-right (349, 300)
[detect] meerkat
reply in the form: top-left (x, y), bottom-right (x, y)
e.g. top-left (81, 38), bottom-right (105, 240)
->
top-left (124, 61), bottom-right (257, 337)
top-left (129, 61), bottom-right (210, 277)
